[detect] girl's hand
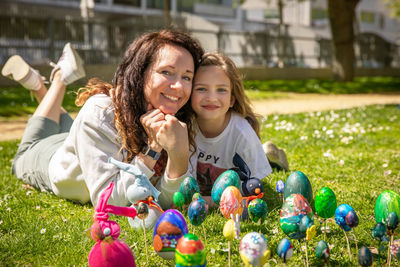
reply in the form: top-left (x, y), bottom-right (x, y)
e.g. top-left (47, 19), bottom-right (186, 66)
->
top-left (140, 106), bottom-right (165, 152)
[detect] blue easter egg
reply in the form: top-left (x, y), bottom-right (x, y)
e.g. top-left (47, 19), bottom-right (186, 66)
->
top-left (335, 204), bottom-right (357, 231)
top-left (179, 176), bottom-right (200, 205)
top-left (283, 171), bottom-right (313, 204)
top-left (276, 180), bottom-right (285, 193)
top-left (277, 238), bottom-right (293, 263)
top-left (153, 209), bottom-right (188, 260)
top-left (188, 198), bottom-right (208, 226)
top-left (211, 170), bottom-right (240, 205)
top-left (358, 246), bottom-right (373, 266)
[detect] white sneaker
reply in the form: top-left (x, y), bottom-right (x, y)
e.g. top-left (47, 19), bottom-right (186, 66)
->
top-left (50, 43), bottom-right (85, 85)
top-left (263, 141), bottom-right (289, 171)
top-left (1, 55), bottom-right (43, 91)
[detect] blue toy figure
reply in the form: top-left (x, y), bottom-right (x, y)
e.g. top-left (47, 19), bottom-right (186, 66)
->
top-left (108, 157), bottom-right (163, 230)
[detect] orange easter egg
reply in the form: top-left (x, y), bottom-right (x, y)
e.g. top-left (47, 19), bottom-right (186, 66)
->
top-left (219, 186), bottom-right (243, 219)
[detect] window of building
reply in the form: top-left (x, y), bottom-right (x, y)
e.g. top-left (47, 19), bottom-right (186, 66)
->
top-left (311, 9), bottom-right (327, 20)
top-left (379, 13), bottom-right (385, 29)
top-left (264, 9), bottom-right (279, 19)
top-left (113, 0), bottom-right (140, 6)
top-left (360, 11), bottom-right (375, 24)
top-left (147, 0), bottom-right (167, 9)
top-left (0, 17), bottom-right (47, 40)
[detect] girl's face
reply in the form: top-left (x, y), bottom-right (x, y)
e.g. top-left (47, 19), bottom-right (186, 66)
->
top-left (144, 44), bottom-right (194, 115)
top-left (191, 65), bottom-right (235, 122)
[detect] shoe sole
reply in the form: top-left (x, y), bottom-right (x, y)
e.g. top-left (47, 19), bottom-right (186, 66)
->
top-left (1, 55), bottom-right (30, 81)
top-left (63, 43), bottom-right (86, 84)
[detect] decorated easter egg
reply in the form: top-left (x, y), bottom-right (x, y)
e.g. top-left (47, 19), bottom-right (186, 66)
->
top-left (391, 239), bottom-right (400, 260)
top-left (386, 211), bottom-right (399, 232)
top-left (283, 171), bottom-right (313, 204)
top-left (372, 222), bottom-right (387, 241)
top-left (315, 187), bottom-right (337, 219)
top-left (153, 209), bottom-right (188, 260)
top-left (299, 215), bottom-right (314, 233)
top-left (173, 191), bottom-right (185, 208)
top-left (211, 170), bottom-right (240, 205)
top-left (188, 197), bottom-right (208, 226)
top-left (277, 238), bottom-right (293, 263)
top-left (345, 210), bottom-right (359, 228)
top-left (375, 190), bottom-right (400, 224)
top-left (192, 193), bottom-right (201, 201)
top-left (358, 246), bottom-right (373, 266)
top-left (220, 186), bottom-right (243, 219)
top-left (128, 202), bottom-right (162, 230)
top-left (276, 180), bottom-right (285, 194)
top-left (239, 232), bottom-right (270, 267)
top-left (335, 204), bottom-right (357, 232)
top-left (315, 240), bottom-right (330, 261)
top-left (280, 194), bottom-right (313, 240)
top-left (179, 176), bottom-right (200, 205)
top-left (137, 202), bottom-right (149, 220)
top-left (175, 233), bottom-right (206, 267)
top-left (248, 199), bottom-right (268, 223)
top-left (223, 219), bottom-right (235, 241)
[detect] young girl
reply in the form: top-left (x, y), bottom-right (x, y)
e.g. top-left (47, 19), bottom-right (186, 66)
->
top-left (189, 52), bottom-right (272, 196)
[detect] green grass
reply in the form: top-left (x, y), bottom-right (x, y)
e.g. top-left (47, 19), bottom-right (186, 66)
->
top-left (244, 77), bottom-right (400, 96)
top-left (1, 104), bottom-right (399, 266)
top-left (0, 77), bottom-right (399, 117)
top-left (0, 85), bottom-right (81, 117)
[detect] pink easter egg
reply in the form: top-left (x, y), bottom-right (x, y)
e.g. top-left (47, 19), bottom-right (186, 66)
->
top-left (219, 186), bottom-right (243, 219)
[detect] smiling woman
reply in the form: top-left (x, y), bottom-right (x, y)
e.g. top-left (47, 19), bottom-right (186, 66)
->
top-left (7, 29), bottom-right (204, 209)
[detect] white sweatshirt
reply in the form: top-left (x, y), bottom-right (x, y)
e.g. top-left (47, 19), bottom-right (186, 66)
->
top-left (48, 94), bottom-right (187, 208)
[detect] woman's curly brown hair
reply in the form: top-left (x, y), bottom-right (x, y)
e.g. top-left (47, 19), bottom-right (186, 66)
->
top-left (76, 29), bottom-right (204, 161)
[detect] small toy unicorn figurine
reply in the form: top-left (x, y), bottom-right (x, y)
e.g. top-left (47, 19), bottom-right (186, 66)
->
top-left (108, 157), bottom-right (164, 230)
top-left (88, 182), bottom-right (137, 267)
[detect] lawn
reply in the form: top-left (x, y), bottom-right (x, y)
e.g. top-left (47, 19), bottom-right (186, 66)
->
top-left (1, 77), bottom-right (399, 117)
top-left (0, 79), bottom-right (399, 266)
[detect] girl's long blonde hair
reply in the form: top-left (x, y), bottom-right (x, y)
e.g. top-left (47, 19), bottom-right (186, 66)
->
top-left (198, 52), bottom-right (260, 137)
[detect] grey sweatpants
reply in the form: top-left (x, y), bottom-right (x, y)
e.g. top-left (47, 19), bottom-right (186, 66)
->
top-left (12, 113), bottom-right (73, 192)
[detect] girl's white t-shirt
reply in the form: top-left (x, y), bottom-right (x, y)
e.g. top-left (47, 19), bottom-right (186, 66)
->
top-left (189, 112), bottom-right (272, 195)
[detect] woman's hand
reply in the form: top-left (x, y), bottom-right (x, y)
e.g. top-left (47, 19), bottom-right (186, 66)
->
top-left (156, 114), bottom-right (188, 154)
top-left (140, 106), bottom-right (165, 152)
top-left (156, 114), bottom-right (189, 178)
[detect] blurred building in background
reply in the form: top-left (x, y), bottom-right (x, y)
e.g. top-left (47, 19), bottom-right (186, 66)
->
top-left (0, 0), bottom-right (399, 69)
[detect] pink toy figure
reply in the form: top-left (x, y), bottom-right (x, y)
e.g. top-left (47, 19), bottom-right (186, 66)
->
top-left (88, 182), bottom-right (137, 267)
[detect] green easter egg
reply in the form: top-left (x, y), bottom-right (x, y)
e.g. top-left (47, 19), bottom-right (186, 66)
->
top-left (315, 240), bottom-right (330, 260)
top-left (173, 191), bottom-right (185, 207)
top-left (315, 187), bottom-right (337, 219)
top-left (283, 171), bottom-right (313, 204)
top-left (179, 176), bottom-right (200, 205)
top-left (375, 190), bottom-right (400, 224)
top-left (248, 198), bottom-right (268, 223)
top-left (280, 194), bottom-right (313, 240)
top-left (211, 170), bottom-right (240, 205)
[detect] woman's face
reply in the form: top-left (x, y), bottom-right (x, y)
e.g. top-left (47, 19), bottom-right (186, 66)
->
top-left (144, 44), bottom-right (194, 115)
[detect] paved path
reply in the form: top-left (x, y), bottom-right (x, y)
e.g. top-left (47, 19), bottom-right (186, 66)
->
top-left (251, 93), bottom-right (400, 115)
top-left (1, 93), bottom-right (400, 141)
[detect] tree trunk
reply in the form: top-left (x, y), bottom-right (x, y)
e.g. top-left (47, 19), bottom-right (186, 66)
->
top-left (327, 0), bottom-right (359, 81)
